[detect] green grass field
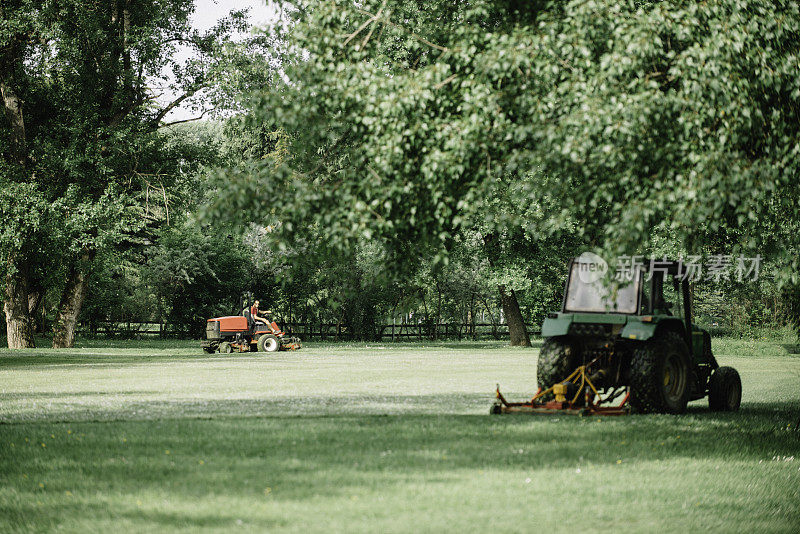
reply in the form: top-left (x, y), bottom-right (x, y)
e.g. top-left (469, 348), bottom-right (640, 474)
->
top-left (2, 338), bottom-right (799, 533)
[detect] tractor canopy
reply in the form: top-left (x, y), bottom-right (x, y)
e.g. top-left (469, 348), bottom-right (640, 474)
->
top-left (563, 260), bottom-right (642, 314)
top-left (542, 257), bottom-right (703, 355)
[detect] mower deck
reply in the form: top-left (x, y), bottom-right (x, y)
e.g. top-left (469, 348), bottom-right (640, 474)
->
top-left (491, 392), bottom-right (630, 416)
top-left (491, 365), bottom-right (631, 416)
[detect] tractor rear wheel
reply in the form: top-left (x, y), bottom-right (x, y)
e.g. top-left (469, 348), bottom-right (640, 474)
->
top-left (257, 334), bottom-right (280, 353)
top-left (708, 366), bottom-right (741, 411)
top-left (537, 336), bottom-right (580, 393)
top-left (629, 331), bottom-right (691, 414)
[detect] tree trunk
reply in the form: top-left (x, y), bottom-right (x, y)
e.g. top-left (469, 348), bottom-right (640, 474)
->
top-left (28, 288), bottom-right (47, 333)
top-left (52, 254), bottom-right (92, 348)
top-left (1, 83), bottom-right (26, 165)
top-left (499, 285), bottom-right (531, 347)
top-left (4, 265), bottom-right (36, 348)
top-left (469, 293), bottom-right (476, 339)
top-left (122, 3), bottom-right (132, 91)
top-left (482, 232), bottom-right (531, 346)
top-left (1, 7), bottom-right (35, 348)
top-left (435, 282), bottom-right (442, 339)
top-left (480, 296), bottom-right (500, 340)
top-left (28, 290), bottom-right (42, 316)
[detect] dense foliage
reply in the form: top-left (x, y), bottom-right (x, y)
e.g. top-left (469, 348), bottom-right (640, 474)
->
top-left (0, 1), bottom-right (271, 347)
top-left (209, 2), bottom-right (797, 276)
top-left (2, 1), bottom-right (799, 344)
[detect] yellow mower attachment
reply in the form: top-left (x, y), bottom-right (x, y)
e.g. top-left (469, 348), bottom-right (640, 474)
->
top-left (490, 365), bottom-right (630, 416)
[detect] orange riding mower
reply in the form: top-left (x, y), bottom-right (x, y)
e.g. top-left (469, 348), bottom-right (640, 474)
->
top-left (201, 315), bottom-right (302, 354)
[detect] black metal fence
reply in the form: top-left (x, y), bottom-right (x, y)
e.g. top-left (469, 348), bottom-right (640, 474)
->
top-left (285, 322), bottom-right (541, 341)
top-left (78, 321), bottom-right (542, 341)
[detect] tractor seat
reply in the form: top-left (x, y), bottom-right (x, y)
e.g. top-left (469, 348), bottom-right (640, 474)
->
top-left (242, 309), bottom-right (255, 331)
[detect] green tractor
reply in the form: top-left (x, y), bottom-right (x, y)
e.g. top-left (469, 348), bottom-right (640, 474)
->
top-left (493, 255), bottom-right (741, 415)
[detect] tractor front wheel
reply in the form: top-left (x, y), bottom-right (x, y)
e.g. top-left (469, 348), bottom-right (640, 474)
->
top-left (708, 366), bottom-right (741, 411)
top-left (219, 341), bottom-right (233, 354)
top-left (629, 331), bottom-right (691, 414)
top-left (257, 334), bottom-right (280, 353)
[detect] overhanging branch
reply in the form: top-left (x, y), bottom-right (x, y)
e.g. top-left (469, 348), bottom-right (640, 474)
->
top-left (150, 87), bottom-right (201, 128)
top-left (354, 7), bottom-right (449, 52)
top-left (157, 109), bottom-right (210, 129)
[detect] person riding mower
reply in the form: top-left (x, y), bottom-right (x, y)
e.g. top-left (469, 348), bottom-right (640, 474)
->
top-left (202, 300), bottom-right (302, 354)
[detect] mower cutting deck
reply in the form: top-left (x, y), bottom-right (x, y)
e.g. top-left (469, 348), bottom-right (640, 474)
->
top-left (491, 365), bottom-right (630, 416)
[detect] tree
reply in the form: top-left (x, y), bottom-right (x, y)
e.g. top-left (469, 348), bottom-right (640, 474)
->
top-left (214, 0), bottom-right (799, 297)
top-left (0, 1), bottom-right (267, 348)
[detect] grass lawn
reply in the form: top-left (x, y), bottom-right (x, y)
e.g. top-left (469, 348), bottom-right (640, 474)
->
top-left (1, 338), bottom-right (799, 533)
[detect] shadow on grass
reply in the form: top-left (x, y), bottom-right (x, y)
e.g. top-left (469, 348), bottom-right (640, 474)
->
top-left (117, 508), bottom-right (284, 530)
top-left (3, 390), bottom-right (798, 436)
top-left (0, 353), bottom-right (244, 369)
top-left (0, 501), bottom-right (285, 531)
top-left (2, 398), bottom-right (798, 480)
top-left (0, 393), bottom-right (495, 423)
top-left (0, 391), bottom-right (160, 401)
top-left (1, 339), bottom-right (544, 359)
top-left (431, 340), bottom-right (543, 350)
top-left (0, 344), bottom-right (536, 369)
top-left (1, 396), bottom-right (798, 533)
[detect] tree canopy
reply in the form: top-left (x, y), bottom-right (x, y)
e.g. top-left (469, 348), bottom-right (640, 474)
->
top-left (213, 0), bottom-right (799, 284)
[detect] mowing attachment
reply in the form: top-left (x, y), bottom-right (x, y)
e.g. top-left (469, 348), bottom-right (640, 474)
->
top-left (491, 365), bottom-right (630, 416)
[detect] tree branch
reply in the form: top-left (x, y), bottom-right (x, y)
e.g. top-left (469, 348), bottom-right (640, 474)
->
top-left (354, 7), bottom-right (449, 52)
top-left (434, 73), bottom-right (458, 89)
top-left (360, 1), bottom-right (386, 50)
top-left (150, 87), bottom-right (201, 128)
top-left (157, 109), bottom-right (210, 129)
top-left (343, 15), bottom-right (377, 47)
top-left (160, 36), bottom-right (205, 48)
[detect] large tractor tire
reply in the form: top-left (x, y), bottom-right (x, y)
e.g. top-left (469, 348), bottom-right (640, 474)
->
top-left (257, 334), bottom-right (280, 353)
top-left (708, 366), bottom-right (741, 411)
top-left (537, 336), bottom-right (580, 392)
top-left (629, 331), bottom-right (691, 414)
